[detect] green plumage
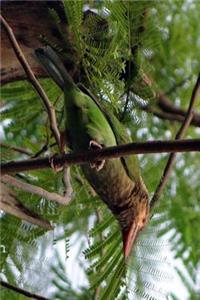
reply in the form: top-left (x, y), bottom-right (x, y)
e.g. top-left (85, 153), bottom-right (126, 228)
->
top-left (65, 87), bottom-right (117, 151)
top-left (35, 46), bottom-right (149, 258)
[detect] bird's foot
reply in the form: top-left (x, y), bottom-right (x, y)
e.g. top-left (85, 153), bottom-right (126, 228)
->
top-left (49, 154), bottom-right (63, 172)
top-left (89, 140), bottom-right (105, 171)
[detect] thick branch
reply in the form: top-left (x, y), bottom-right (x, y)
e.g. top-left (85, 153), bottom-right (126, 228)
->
top-left (0, 280), bottom-right (50, 300)
top-left (1, 139), bottom-right (200, 175)
top-left (150, 74), bottom-right (200, 210)
top-left (0, 15), bottom-right (61, 148)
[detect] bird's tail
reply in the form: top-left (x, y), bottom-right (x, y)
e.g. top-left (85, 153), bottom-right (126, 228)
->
top-left (35, 46), bottom-right (75, 90)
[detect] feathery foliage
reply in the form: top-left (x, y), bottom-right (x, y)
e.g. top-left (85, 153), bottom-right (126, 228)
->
top-left (1, 0), bottom-right (200, 299)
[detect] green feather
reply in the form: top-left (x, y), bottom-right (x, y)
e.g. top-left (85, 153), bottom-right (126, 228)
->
top-left (77, 85), bottom-right (141, 182)
top-left (35, 47), bottom-right (149, 259)
top-left (35, 47), bottom-right (117, 151)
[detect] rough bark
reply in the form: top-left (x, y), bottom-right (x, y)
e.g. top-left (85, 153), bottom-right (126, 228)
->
top-left (1, 0), bottom-right (75, 83)
top-left (1, 0), bottom-right (199, 127)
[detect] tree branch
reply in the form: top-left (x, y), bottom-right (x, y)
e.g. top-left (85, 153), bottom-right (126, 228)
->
top-left (1, 15), bottom-right (74, 204)
top-left (165, 75), bottom-right (192, 95)
top-left (62, 166), bottom-right (73, 203)
top-left (94, 208), bottom-right (104, 300)
top-left (0, 280), bottom-right (50, 300)
top-left (0, 1), bottom-right (71, 84)
top-left (1, 139), bottom-right (199, 175)
top-left (142, 105), bottom-right (200, 127)
top-left (140, 74), bottom-right (200, 127)
top-left (150, 74), bottom-right (200, 210)
top-left (2, 175), bottom-right (72, 206)
top-left (0, 182), bottom-right (52, 229)
top-left (157, 92), bottom-right (200, 126)
top-left (0, 15), bottom-right (61, 148)
top-left (0, 142), bottom-right (32, 156)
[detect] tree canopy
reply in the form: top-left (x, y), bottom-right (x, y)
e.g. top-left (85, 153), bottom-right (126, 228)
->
top-left (0, 1), bottom-right (200, 299)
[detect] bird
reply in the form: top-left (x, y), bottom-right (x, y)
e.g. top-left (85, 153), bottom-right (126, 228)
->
top-left (35, 46), bottom-right (149, 258)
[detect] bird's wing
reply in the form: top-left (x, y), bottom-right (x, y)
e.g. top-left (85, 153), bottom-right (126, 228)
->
top-left (78, 86), bottom-right (141, 182)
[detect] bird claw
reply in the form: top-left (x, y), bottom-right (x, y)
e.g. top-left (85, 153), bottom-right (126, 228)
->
top-left (49, 154), bottom-right (63, 172)
top-left (89, 140), bottom-right (105, 171)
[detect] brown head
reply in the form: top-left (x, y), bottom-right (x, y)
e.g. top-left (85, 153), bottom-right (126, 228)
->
top-left (119, 184), bottom-right (149, 258)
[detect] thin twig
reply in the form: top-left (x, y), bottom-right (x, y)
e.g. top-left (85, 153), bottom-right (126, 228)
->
top-left (141, 105), bottom-right (200, 127)
top-left (141, 73), bottom-right (200, 127)
top-left (166, 75), bottom-right (192, 95)
top-left (63, 166), bottom-right (73, 201)
top-left (0, 15), bottom-right (61, 148)
top-left (86, 183), bottom-right (104, 299)
top-left (0, 142), bottom-right (32, 156)
top-left (121, 89), bottom-right (130, 121)
top-left (0, 182), bottom-right (52, 229)
top-left (94, 208), bottom-right (104, 300)
top-left (1, 15), bottom-right (72, 202)
top-left (0, 280), bottom-right (50, 300)
top-left (1, 139), bottom-right (200, 175)
top-left (157, 92), bottom-right (200, 123)
top-left (150, 74), bottom-right (200, 210)
top-left (2, 175), bottom-right (72, 205)
top-left (32, 142), bottom-right (57, 158)
top-left (53, 91), bottom-right (63, 106)
top-left (120, 4), bottom-right (131, 122)
top-left (32, 144), bottom-right (49, 158)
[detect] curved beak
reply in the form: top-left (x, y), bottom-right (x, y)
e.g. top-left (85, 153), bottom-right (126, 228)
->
top-left (122, 222), bottom-right (140, 258)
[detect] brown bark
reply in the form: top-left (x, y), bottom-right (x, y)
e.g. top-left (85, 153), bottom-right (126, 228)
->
top-left (0, 182), bottom-right (52, 229)
top-left (1, 14), bottom-right (62, 146)
top-left (1, 0), bottom-right (74, 84)
top-left (1, 139), bottom-right (200, 175)
top-left (1, 1), bottom-right (199, 128)
top-left (157, 92), bottom-right (200, 127)
top-left (140, 74), bottom-right (200, 127)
